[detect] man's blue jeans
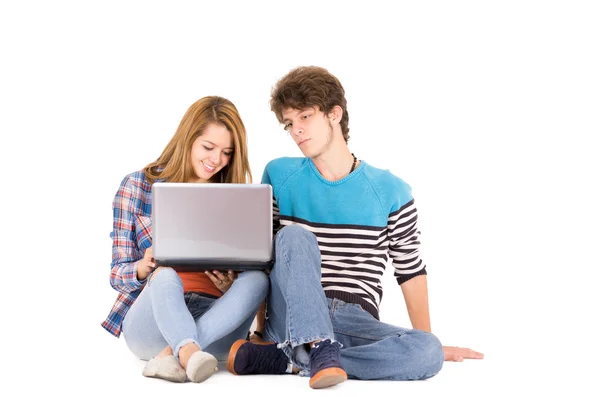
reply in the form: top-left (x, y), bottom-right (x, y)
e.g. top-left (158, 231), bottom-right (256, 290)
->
top-left (264, 225), bottom-right (444, 380)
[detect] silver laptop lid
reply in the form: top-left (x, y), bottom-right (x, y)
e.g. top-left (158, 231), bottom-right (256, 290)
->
top-left (152, 183), bottom-right (273, 269)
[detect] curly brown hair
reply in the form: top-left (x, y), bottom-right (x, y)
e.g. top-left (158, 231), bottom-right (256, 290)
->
top-left (270, 66), bottom-right (350, 143)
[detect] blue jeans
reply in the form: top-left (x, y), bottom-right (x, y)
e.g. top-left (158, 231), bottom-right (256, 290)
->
top-left (122, 267), bottom-right (268, 361)
top-left (264, 225), bottom-right (444, 380)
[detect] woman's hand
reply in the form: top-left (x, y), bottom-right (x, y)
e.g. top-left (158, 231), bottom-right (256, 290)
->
top-left (205, 270), bottom-right (237, 293)
top-left (136, 247), bottom-right (156, 281)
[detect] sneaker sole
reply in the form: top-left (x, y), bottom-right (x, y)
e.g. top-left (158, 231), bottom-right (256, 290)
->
top-left (142, 369), bottom-right (187, 383)
top-left (227, 339), bottom-right (248, 375)
top-left (188, 361), bottom-right (218, 383)
top-left (309, 367), bottom-right (348, 389)
top-left (142, 356), bottom-right (187, 383)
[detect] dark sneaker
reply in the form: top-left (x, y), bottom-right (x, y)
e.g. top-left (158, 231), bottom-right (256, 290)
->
top-left (227, 339), bottom-right (289, 375)
top-left (309, 340), bottom-right (347, 389)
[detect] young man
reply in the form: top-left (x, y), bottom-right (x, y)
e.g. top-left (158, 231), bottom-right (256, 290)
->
top-left (227, 66), bottom-right (484, 389)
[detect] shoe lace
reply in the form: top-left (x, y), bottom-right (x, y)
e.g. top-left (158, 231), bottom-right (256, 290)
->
top-left (312, 340), bottom-right (341, 367)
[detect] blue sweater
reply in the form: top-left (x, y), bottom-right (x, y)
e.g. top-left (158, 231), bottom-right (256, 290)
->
top-left (262, 157), bottom-right (427, 319)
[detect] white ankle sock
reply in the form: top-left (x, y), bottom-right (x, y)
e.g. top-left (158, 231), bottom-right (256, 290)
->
top-left (286, 362), bottom-right (294, 373)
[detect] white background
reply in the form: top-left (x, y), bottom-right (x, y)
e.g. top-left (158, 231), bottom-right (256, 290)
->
top-left (1, 1), bottom-right (598, 396)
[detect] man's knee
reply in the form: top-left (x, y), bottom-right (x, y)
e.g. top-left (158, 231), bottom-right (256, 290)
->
top-left (272, 225), bottom-right (320, 273)
top-left (275, 225), bottom-right (319, 260)
top-left (276, 224), bottom-right (317, 246)
top-left (401, 331), bottom-right (444, 379)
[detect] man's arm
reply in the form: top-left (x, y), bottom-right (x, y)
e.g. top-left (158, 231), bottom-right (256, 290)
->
top-left (388, 198), bottom-right (430, 329)
top-left (401, 276), bottom-right (484, 361)
top-left (388, 198), bottom-right (484, 361)
top-left (400, 274), bottom-right (431, 332)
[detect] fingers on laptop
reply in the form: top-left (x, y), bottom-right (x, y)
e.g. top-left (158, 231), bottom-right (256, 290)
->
top-left (204, 271), bottom-right (221, 286)
top-left (212, 270), bottom-right (231, 281)
top-left (139, 248), bottom-right (157, 281)
top-left (205, 270), bottom-right (236, 291)
top-left (228, 270), bottom-right (238, 280)
top-left (144, 247), bottom-right (155, 263)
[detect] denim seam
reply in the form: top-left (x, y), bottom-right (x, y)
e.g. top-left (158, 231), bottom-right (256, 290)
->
top-left (279, 239), bottom-right (326, 348)
top-left (333, 327), bottom-right (407, 341)
top-left (328, 300), bottom-right (338, 319)
top-left (281, 244), bottom-right (333, 349)
top-left (279, 241), bottom-right (294, 346)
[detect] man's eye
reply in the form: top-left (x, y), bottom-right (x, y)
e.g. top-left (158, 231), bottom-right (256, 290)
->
top-left (284, 123), bottom-right (292, 130)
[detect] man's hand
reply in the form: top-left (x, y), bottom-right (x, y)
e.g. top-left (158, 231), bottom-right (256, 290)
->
top-left (205, 270), bottom-right (237, 293)
top-left (136, 247), bottom-right (156, 281)
top-left (443, 346), bottom-right (484, 362)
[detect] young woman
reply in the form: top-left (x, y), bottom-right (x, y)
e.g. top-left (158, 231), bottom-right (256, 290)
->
top-left (101, 96), bottom-right (268, 383)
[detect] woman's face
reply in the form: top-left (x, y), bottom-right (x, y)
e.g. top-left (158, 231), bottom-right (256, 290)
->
top-left (189, 123), bottom-right (233, 182)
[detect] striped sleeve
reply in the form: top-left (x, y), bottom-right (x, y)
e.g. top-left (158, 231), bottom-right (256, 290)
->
top-left (272, 198), bottom-right (282, 236)
top-left (388, 199), bottom-right (427, 284)
top-left (261, 166), bottom-right (282, 237)
top-left (109, 176), bottom-right (145, 294)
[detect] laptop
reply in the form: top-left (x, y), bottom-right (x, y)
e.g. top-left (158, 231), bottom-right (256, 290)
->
top-left (152, 183), bottom-right (273, 271)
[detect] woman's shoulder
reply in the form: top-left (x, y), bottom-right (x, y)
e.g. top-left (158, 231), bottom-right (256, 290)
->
top-left (115, 169), bottom-right (152, 198)
top-left (119, 169), bottom-right (149, 186)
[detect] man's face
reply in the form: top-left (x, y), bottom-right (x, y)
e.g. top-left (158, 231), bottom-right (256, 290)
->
top-left (281, 106), bottom-right (334, 159)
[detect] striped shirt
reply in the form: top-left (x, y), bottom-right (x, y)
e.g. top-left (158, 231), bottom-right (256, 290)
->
top-left (262, 157), bottom-right (427, 320)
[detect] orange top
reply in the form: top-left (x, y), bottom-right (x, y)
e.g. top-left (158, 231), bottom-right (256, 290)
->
top-left (178, 272), bottom-right (223, 298)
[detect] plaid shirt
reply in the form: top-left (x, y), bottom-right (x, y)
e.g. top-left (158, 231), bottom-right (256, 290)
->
top-left (101, 170), bottom-right (154, 337)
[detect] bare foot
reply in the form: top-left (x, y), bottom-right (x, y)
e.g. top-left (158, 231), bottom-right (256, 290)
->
top-left (179, 342), bottom-right (201, 370)
top-left (156, 345), bottom-right (174, 359)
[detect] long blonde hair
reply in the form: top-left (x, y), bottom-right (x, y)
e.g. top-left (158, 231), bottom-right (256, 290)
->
top-left (144, 96), bottom-right (252, 184)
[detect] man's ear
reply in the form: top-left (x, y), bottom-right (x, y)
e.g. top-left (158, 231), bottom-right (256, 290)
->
top-left (328, 105), bottom-right (343, 124)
